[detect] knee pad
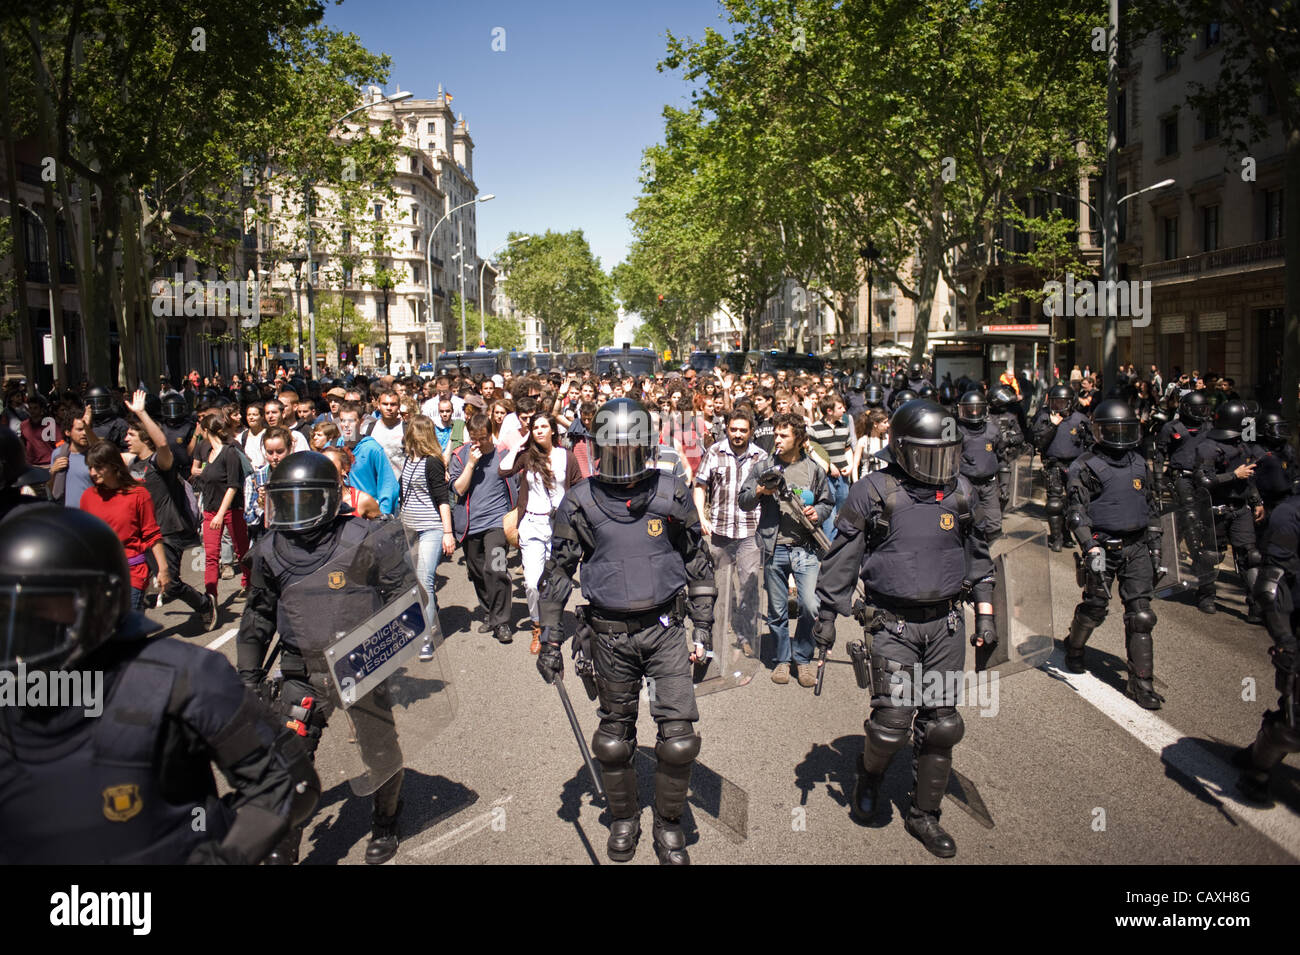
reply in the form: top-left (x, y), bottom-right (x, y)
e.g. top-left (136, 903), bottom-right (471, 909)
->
top-left (865, 707), bottom-right (914, 755)
top-left (918, 707), bottom-right (965, 750)
top-left (655, 720), bottom-right (701, 767)
top-left (1044, 497), bottom-right (1065, 516)
top-left (1261, 710), bottom-right (1300, 754)
top-left (592, 722), bottom-right (637, 766)
top-left (1123, 600), bottom-right (1156, 633)
top-left (1078, 596), bottom-right (1109, 625)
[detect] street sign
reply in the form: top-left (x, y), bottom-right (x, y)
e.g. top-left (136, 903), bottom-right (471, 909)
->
top-left (429, 322), bottom-right (444, 344)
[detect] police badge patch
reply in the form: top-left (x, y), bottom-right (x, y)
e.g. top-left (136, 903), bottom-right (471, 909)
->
top-left (103, 784), bottom-right (142, 822)
top-left (328, 571), bottom-right (346, 589)
top-left (1133, 478), bottom-right (1142, 489)
top-left (647, 518), bottom-right (663, 537)
top-left (939, 513), bottom-right (955, 530)
top-left (985, 442), bottom-right (993, 452)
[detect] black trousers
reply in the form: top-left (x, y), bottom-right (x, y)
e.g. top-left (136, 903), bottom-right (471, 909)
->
top-left (463, 527), bottom-right (512, 627)
top-left (160, 533), bottom-right (207, 611)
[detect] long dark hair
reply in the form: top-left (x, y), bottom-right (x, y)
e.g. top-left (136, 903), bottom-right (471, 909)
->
top-left (520, 413), bottom-right (560, 493)
top-left (85, 442), bottom-right (140, 491)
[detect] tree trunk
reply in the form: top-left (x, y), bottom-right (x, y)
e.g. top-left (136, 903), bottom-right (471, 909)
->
top-left (0, 36), bottom-right (33, 379)
top-left (1283, 120), bottom-right (1299, 461)
top-left (909, 187), bottom-right (948, 363)
top-left (87, 179), bottom-right (121, 387)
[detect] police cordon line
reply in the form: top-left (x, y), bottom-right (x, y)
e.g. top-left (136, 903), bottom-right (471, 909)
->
top-left (0, 359), bottom-right (1296, 864)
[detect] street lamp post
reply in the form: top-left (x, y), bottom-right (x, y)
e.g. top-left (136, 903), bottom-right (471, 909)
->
top-left (288, 251), bottom-right (307, 373)
top-left (425, 193), bottom-right (495, 354)
top-left (479, 235), bottom-right (530, 346)
top-left (859, 243), bottom-right (880, 379)
top-left (0, 199), bottom-right (63, 386)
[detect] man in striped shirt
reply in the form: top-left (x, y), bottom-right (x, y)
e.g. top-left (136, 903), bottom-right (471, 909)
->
top-left (693, 407), bottom-right (764, 657)
top-left (807, 396), bottom-right (852, 539)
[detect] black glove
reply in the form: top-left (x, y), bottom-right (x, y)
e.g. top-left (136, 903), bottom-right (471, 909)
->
top-left (1147, 537), bottom-right (1164, 579)
top-left (691, 626), bottom-right (713, 657)
top-left (537, 637), bottom-right (564, 685)
top-left (1270, 641), bottom-right (1299, 676)
top-left (187, 842), bottom-right (242, 865)
top-left (971, 612), bottom-right (997, 649)
top-left (813, 613), bottom-right (837, 652)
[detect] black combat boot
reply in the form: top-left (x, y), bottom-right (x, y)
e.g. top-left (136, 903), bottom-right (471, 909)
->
top-left (607, 816), bottom-right (642, 862)
top-left (1231, 747), bottom-right (1274, 806)
top-left (849, 756), bottom-right (885, 825)
top-left (904, 808), bottom-right (956, 859)
top-left (264, 828), bottom-right (301, 865)
top-left (651, 813), bottom-right (690, 865)
top-left (365, 801), bottom-right (402, 865)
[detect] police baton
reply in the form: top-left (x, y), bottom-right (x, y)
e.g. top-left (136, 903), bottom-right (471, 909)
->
top-left (554, 674), bottom-right (605, 801)
top-left (813, 647), bottom-right (828, 697)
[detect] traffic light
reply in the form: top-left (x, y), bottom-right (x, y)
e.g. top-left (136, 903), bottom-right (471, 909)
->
top-left (657, 294), bottom-right (665, 305)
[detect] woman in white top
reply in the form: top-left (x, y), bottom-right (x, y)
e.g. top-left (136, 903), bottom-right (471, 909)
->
top-left (398, 416), bottom-right (454, 660)
top-left (850, 409), bottom-right (891, 482)
top-left (499, 413), bottom-right (583, 652)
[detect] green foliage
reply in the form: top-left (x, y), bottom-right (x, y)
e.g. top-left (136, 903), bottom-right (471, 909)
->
top-left (497, 230), bottom-right (615, 350)
top-left (985, 207), bottom-right (1095, 316)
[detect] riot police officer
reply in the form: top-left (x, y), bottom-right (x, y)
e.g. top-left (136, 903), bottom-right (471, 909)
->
top-left (887, 387), bottom-right (918, 413)
top-left (236, 451), bottom-right (415, 864)
top-left (86, 385), bottom-right (129, 451)
top-left (813, 400), bottom-right (997, 858)
top-left (845, 372), bottom-right (868, 418)
top-left (1235, 484), bottom-right (1300, 803)
top-left (0, 428), bottom-right (49, 520)
top-left (885, 370), bottom-right (908, 408)
top-left (937, 381), bottom-right (959, 415)
top-left (956, 390), bottom-right (1005, 542)
top-left (863, 382), bottom-right (886, 411)
top-left (1194, 401), bottom-right (1265, 621)
top-left (536, 397), bottom-right (716, 865)
top-left (160, 389), bottom-right (196, 470)
top-left (1034, 384), bottom-right (1093, 551)
top-left (1155, 391), bottom-right (1211, 509)
top-left (1252, 413), bottom-right (1296, 521)
top-left (988, 385), bottom-right (1024, 508)
top-left (0, 506), bottom-right (318, 863)
top-left (1062, 400), bottom-right (1165, 709)
top-left (906, 360), bottom-right (931, 393)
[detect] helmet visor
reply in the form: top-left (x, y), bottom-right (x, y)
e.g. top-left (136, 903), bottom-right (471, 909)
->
top-left (88, 395), bottom-right (113, 415)
top-left (596, 443), bottom-right (650, 483)
top-left (1049, 396), bottom-right (1072, 414)
top-left (897, 440), bottom-right (963, 484)
top-left (1093, 420), bottom-right (1141, 449)
top-left (0, 581), bottom-right (96, 670)
top-left (957, 400), bottom-right (986, 424)
top-left (265, 485), bottom-right (339, 531)
top-left (1262, 420), bottom-right (1290, 443)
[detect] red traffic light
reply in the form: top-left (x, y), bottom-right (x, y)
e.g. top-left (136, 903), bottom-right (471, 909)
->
top-left (657, 294), bottom-right (664, 304)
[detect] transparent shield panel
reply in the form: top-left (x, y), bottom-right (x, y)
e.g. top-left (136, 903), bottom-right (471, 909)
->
top-left (1008, 451), bottom-right (1039, 512)
top-left (1154, 488), bottom-right (1219, 598)
top-left (976, 534), bottom-right (1055, 675)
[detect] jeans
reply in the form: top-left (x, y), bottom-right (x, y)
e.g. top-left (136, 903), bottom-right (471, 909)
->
top-left (203, 509), bottom-right (249, 597)
top-left (412, 525), bottom-right (446, 626)
top-left (764, 544), bottom-right (821, 664)
top-left (518, 512), bottom-right (552, 623)
top-left (827, 475), bottom-right (850, 542)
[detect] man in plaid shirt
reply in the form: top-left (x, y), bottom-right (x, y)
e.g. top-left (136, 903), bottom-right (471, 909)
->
top-left (693, 407), bottom-right (764, 657)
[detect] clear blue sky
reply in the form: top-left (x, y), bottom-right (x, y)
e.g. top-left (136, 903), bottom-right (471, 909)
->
top-left (322, 0), bottom-right (731, 273)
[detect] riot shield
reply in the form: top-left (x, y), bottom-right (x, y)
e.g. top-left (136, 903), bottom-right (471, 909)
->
top-left (975, 534), bottom-right (1055, 675)
top-left (1008, 450), bottom-right (1039, 512)
top-left (1154, 488), bottom-right (1219, 598)
top-left (287, 519), bottom-right (455, 797)
top-left (692, 557), bottom-right (763, 696)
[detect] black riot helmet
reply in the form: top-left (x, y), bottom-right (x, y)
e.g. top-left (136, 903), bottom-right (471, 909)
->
top-left (909, 360), bottom-right (925, 379)
top-left (1258, 412), bottom-right (1290, 447)
top-left (85, 385), bottom-right (114, 420)
top-left (591, 397), bottom-right (655, 485)
top-left (1091, 399), bottom-right (1142, 452)
top-left (891, 370), bottom-right (907, 392)
top-left (240, 383), bottom-right (261, 408)
top-left (889, 399), bottom-right (963, 485)
top-left (1208, 400), bottom-right (1248, 441)
top-left (142, 391), bottom-right (163, 421)
top-left (937, 381), bottom-right (958, 410)
top-left (988, 385), bottom-right (1017, 413)
top-left (264, 451), bottom-right (342, 532)
top-left (1048, 384), bottom-right (1075, 415)
top-left (850, 371), bottom-right (867, 392)
top-left (887, 387), bottom-right (918, 412)
top-left (160, 390), bottom-right (189, 425)
top-left (916, 382), bottom-right (937, 401)
top-left (1178, 390), bottom-right (1209, 426)
top-left (0, 429), bottom-right (49, 489)
top-left (0, 506), bottom-right (156, 671)
top-left (957, 390), bottom-right (988, 426)
top-left (863, 382), bottom-right (886, 409)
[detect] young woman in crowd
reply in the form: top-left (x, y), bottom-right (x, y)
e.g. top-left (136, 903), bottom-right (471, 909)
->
top-left (190, 412), bottom-right (249, 619)
top-left (80, 442), bottom-right (171, 611)
top-left (321, 445), bottom-right (382, 518)
top-left (398, 415), bottom-right (455, 660)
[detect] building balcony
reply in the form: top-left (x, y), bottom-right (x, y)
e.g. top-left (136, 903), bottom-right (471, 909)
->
top-left (1142, 238), bottom-right (1284, 285)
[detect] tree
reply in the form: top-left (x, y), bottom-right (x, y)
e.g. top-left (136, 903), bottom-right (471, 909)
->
top-left (497, 230), bottom-right (615, 350)
top-left (314, 290), bottom-right (377, 364)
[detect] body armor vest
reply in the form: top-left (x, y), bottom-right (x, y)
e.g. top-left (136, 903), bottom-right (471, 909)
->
top-left (960, 421), bottom-right (1001, 481)
top-left (1073, 451), bottom-right (1149, 534)
top-left (859, 471), bottom-right (971, 605)
top-left (1046, 411), bottom-right (1089, 462)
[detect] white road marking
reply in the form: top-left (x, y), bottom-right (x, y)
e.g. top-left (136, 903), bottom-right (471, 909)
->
top-left (1043, 649), bottom-right (1300, 859)
top-left (206, 628), bottom-right (239, 651)
top-left (409, 795), bottom-right (513, 859)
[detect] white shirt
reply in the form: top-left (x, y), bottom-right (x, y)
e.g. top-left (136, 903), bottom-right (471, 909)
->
top-left (368, 417), bottom-right (406, 477)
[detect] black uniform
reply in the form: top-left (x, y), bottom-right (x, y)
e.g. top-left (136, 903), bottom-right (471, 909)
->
top-left (1194, 434), bottom-right (1263, 616)
top-left (0, 506), bottom-right (318, 863)
top-left (1156, 417), bottom-right (1208, 506)
top-left (1064, 449), bottom-right (1164, 706)
top-left (237, 512), bottom-right (415, 863)
top-left (539, 468), bottom-right (715, 864)
top-left (1237, 490), bottom-right (1300, 802)
top-left (1253, 444), bottom-right (1296, 518)
top-left (814, 404), bottom-right (996, 858)
top-left (959, 420), bottom-right (1004, 541)
top-left (1034, 406), bottom-right (1092, 550)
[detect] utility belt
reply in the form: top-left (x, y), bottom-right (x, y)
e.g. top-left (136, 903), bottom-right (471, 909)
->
top-left (1210, 501), bottom-right (1248, 517)
top-left (1168, 468), bottom-right (1196, 478)
top-left (585, 600), bottom-right (681, 634)
top-left (869, 597), bottom-right (960, 628)
top-left (1092, 528), bottom-right (1148, 550)
top-left (967, 473), bottom-right (998, 486)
